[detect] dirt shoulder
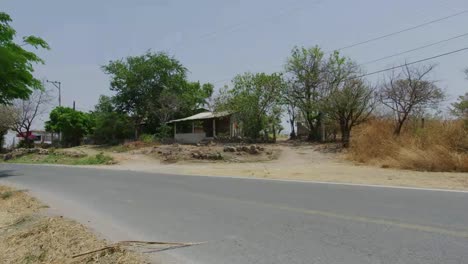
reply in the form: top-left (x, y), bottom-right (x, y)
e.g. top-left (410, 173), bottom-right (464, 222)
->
top-left (82, 142), bottom-right (468, 191)
top-left (0, 185), bottom-right (149, 264)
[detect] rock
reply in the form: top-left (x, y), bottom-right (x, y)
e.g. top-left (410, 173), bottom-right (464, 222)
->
top-left (223, 146), bottom-right (236, 152)
top-left (207, 152), bottom-right (223, 160)
top-left (3, 153), bottom-right (13, 161)
top-left (38, 149), bottom-right (49, 155)
top-left (257, 146), bottom-right (265, 151)
top-left (241, 146), bottom-right (250, 152)
top-left (191, 151), bottom-right (201, 159)
top-left (236, 146), bottom-right (243, 152)
top-left (249, 145), bottom-right (259, 154)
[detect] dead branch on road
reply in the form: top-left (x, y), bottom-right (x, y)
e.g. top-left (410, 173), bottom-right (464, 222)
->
top-left (72, 240), bottom-right (206, 258)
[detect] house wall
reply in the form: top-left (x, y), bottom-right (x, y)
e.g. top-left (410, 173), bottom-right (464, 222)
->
top-left (174, 133), bottom-right (207, 144)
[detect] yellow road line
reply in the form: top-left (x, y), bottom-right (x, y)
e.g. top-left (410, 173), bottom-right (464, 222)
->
top-left (189, 191), bottom-right (468, 239)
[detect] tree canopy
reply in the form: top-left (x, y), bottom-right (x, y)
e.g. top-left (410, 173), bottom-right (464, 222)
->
top-left (216, 72), bottom-right (284, 141)
top-left (90, 95), bottom-right (134, 144)
top-left (0, 12), bottom-right (49, 105)
top-left (45, 107), bottom-right (93, 147)
top-left (102, 51), bottom-right (213, 138)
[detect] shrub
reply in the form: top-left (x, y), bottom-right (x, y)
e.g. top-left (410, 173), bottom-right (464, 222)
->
top-left (139, 134), bottom-right (155, 143)
top-left (348, 118), bottom-right (468, 172)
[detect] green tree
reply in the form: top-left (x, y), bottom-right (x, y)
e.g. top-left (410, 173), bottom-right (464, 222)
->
top-left (323, 79), bottom-right (375, 147)
top-left (91, 95), bottom-right (134, 144)
top-left (451, 70), bottom-right (468, 123)
top-left (0, 12), bottom-right (49, 104)
top-left (102, 51), bottom-right (212, 138)
top-left (451, 93), bottom-right (468, 123)
top-left (216, 72), bottom-right (284, 141)
top-left (45, 107), bottom-right (93, 147)
top-left (285, 46), bottom-right (348, 141)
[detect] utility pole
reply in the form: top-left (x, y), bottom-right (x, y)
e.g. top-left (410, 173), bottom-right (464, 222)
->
top-left (46, 80), bottom-right (61, 106)
top-left (46, 80), bottom-right (62, 144)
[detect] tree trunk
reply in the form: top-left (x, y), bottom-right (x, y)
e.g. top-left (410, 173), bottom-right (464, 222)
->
top-left (394, 121), bottom-right (404, 136)
top-left (289, 119), bottom-right (296, 139)
top-left (341, 128), bottom-right (350, 148)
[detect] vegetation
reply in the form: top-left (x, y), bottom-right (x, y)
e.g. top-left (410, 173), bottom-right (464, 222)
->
top-left (0, 12), bottom-right (49, 105)
top-left (378, 64), bottom-right (444, 135)
top-left (348, 118), bottom-right (468, 172)
top-left (10, 89), bottom-right (52, 147)
top-left (5, 152), bottom-right (114, 165)
top-left (90, 95), bottom-right (133, 145)
top-left (102, 51), bottom-right (213, 139)
top-left (45, 107), bottom-right (93, 147)
top-left (323, 79), bottom-right (375, 147)
top-left (215, 72), bottom-right (284, 141)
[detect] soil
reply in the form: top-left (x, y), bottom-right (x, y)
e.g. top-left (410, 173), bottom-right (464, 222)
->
top-left (0, 185), bottom-right (149, 264)
top-left (61, 142), bottom-right (468, 191)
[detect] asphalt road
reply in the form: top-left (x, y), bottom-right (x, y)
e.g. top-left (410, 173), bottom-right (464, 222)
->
top-left (1, 164), bottom-right (468, 264)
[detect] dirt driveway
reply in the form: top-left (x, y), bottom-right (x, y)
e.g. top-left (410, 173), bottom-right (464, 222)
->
top-left (75, 143), bottom-right (468, 191)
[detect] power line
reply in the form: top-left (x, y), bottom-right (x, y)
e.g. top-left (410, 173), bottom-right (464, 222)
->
top-left (174, 0), bottom-right (321, 50)
top-left (360, 32), bottom-right (468, 65)
top-left (352, 46), bottom-right (468, 79)
top-left (210, 10), bottom-right (468, 85)
top-left (333, 10), bottom-right (468, 52)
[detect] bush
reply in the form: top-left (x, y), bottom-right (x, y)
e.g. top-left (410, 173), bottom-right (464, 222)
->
top-left (139, 134), bottom-right (155, 143)
top-left (348, 119), bottom-right (468, 172)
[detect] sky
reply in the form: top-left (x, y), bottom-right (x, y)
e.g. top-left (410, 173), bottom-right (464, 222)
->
top-left (3, 0), bottom-right (468, 129)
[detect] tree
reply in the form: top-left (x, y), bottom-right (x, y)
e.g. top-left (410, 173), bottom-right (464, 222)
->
top-left (10, 89), bottom-right (52, 147)
top-left (451, 93), bottom-right (468, 120)
top-left (91, 95), bottom-right (133, 144)
top-left (285, 46), bottom-right (349, 141)
top-left (379, 64), bottom-right (444, 135)
top-left (216, 72), bottom-right (284, 141)
top-left (281, 82), bottom-right (299, 139)
top-left (323, 79), bottom-right (375, 147)
top-left (0, 105), bottom-right (16, 151)
top-left (451, 69), bottom-right (468, 122)
top-left (102, 51), bottom-right (212, 138)
top-left (45, 107), bottom-right (93, 147)
top-left (0, 12), bottom-right (49, 104)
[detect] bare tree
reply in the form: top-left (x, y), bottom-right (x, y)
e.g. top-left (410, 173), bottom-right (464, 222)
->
top-left (324, 79), bottom-right (375, 147)
top-left (379, 64), bottom-right (444, 135)
top-left (11, 89), bottom-right (52, 147)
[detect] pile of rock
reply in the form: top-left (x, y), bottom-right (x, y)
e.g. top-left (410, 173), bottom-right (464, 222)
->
top-left (223, 145), bottom-right (265, 155)
top-left (2, 148), bottom-right (50, 161)
top-left (191, 151), bottom-right (223, 160)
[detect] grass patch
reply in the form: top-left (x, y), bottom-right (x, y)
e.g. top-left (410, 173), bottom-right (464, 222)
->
top-left (348, 119), bottom-right (468, 172)
top-left (5, 152), bottom-right (115, 166)
top-left (1, 191), bottom-right (13, 200)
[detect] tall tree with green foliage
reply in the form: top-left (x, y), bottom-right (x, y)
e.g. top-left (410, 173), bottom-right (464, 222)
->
top-left (91, 95), bottom-right (134, 144)
top-left (285, 46), bottom-right (349, 141)
top-left (45, 107), bottom-right (93, 147)
top-left (102, 51), bottom-right (213, 139)
top-left (0, 12), bottom-right (49, 105)
top-left (216, 72), bottom-right (284, 141)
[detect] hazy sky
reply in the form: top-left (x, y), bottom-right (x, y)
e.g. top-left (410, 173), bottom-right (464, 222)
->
top-left (3, 0), bottom-right (468, 127)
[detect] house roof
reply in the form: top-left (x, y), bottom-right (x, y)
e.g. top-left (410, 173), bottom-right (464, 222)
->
top-left (167, 111), bottom-right (231, 123)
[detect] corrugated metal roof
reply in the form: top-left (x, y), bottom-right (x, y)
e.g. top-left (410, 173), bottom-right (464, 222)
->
top-left (167, 111), bottom-right (231, 123)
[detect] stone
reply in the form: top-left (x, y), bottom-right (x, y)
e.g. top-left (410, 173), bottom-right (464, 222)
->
top-left (38, 149), bottom-right (49, 155)
top-left (3, 153), bottom-right (13, 161)
top-left (223, 146), bottom-right (236, 152)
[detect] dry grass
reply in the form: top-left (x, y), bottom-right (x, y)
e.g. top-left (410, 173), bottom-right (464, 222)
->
top-left (348, 119), bottom-right (468, 172)
top-left (0, 185), bottom-right (148, 264)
